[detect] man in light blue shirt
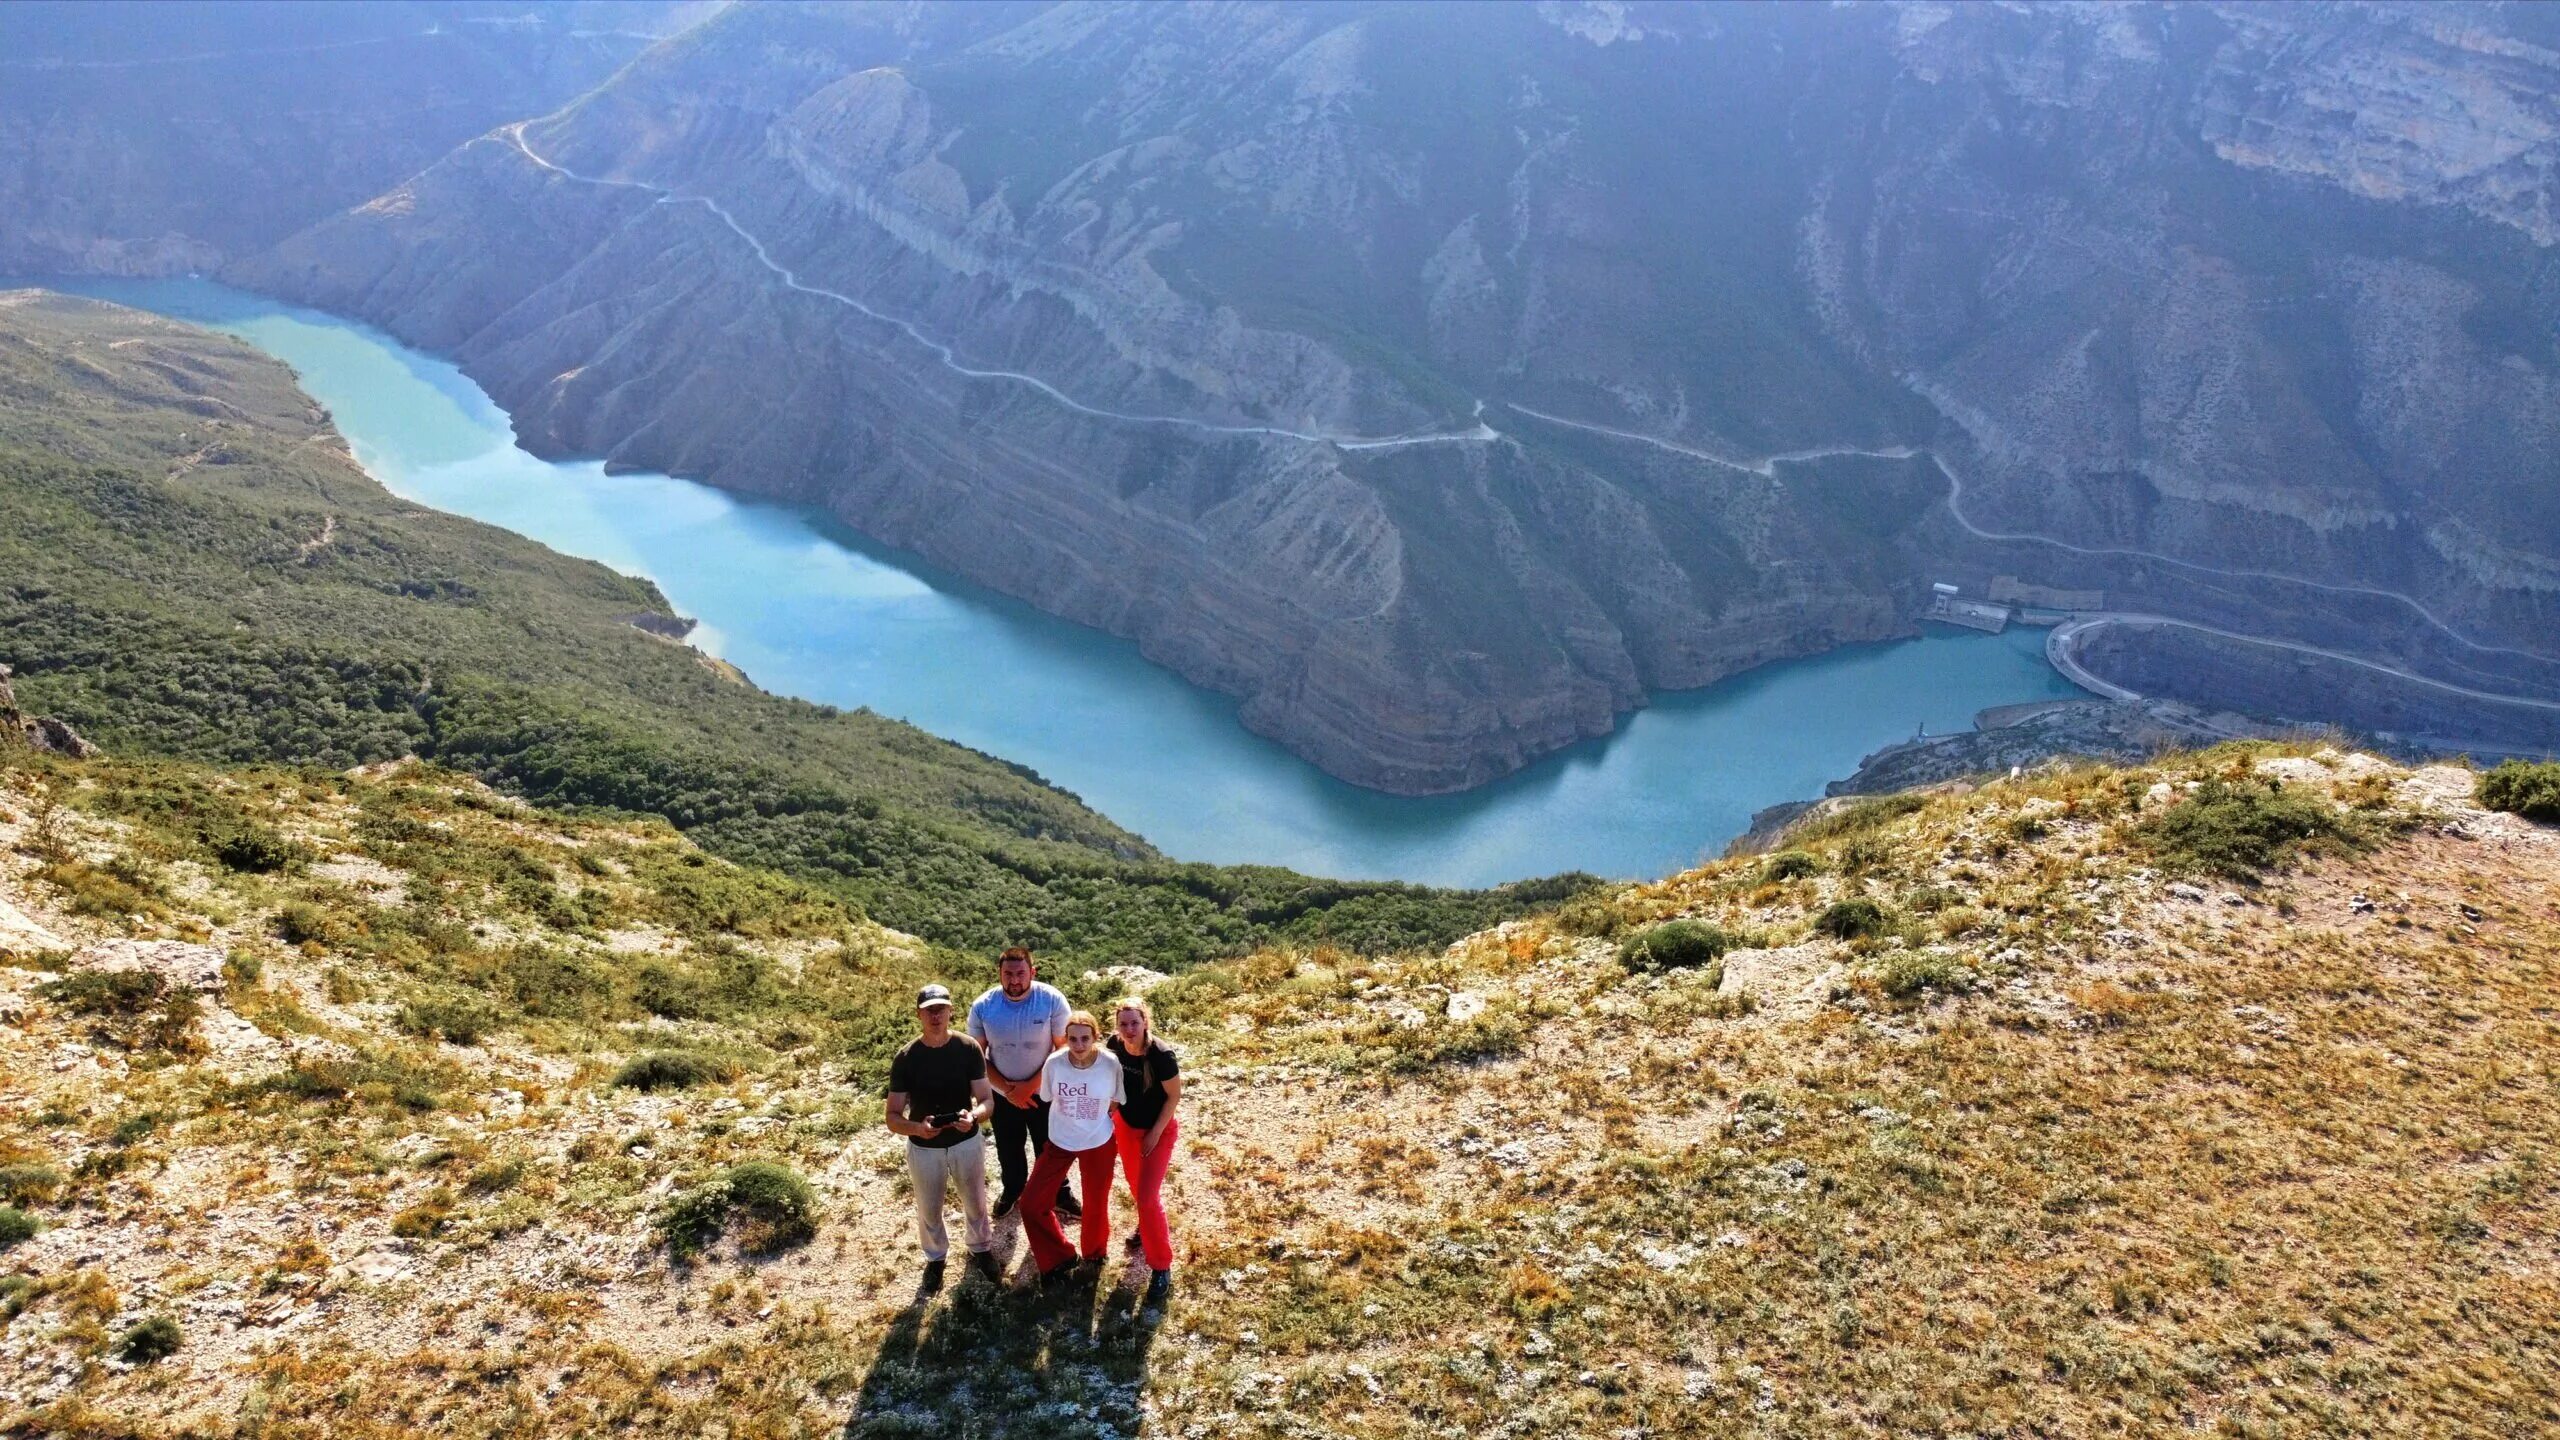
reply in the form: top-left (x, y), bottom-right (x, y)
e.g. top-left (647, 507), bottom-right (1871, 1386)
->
top-left (969, 946), bottom-right (1077, 1219)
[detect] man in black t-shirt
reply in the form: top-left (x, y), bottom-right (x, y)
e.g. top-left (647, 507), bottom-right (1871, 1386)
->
top-left (885, 984), bottom-right (995, 1286)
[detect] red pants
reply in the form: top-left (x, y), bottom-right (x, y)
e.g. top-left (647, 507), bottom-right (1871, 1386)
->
top-left (1020, 1140), bottom-right (1116, 1274)
top-left (1115, 1116), bottom-right (1178, 1272)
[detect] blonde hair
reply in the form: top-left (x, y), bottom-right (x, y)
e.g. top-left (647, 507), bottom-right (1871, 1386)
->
top-left (1063, 1009), bottom-right (1102, 1042)
top-left (1111, 996), bottom-right (1154, 1042)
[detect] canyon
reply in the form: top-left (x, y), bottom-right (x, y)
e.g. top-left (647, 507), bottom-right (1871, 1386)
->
top-left (18, 1), bottom-right (2560, 791)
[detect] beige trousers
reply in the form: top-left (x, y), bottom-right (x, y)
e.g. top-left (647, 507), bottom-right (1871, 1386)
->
top-left (906, 1132), bottom-right (992, 1261)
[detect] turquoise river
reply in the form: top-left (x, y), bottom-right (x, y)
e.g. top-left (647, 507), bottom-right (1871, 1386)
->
top-left (50, 278), bottom-right (2087, 887)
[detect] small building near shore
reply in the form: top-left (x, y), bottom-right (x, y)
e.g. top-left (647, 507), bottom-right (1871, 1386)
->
top-left (1925, 593), bottom-right (2011, 633)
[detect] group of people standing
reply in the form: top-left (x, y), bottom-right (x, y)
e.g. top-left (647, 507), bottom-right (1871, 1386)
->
top-left (884, 946), bottom-right (1183, 1299)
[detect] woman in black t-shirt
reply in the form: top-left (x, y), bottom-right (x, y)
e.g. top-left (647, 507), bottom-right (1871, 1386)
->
top-left (1108, 995), bottom-right (1182, 1295)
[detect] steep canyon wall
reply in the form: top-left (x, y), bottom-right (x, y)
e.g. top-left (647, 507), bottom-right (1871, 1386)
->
top-left (218, 1), bottom-right (2560, 787)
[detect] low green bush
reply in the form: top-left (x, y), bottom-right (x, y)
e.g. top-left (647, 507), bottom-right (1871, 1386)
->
top-left (390, 1189), bottom-right (456, 1240)
top-left (658, 1160), bottom-right (819, 1260)
top-left (0, 1163), bottom-right (65, 1205)
top-left (38, 969), bottom-right (201, 1053)
top-left (2478, 760), bottom-right (2560, 823)
top-left (274, 900), bottom-right (355, 948)
top-left (1618, 920), bottom-right (1734, 973)
top-left (1875, 951), bottom-right (1974, 998)
top-left (205, 819), bottom-right (304, 874)
top-left (258, 1053), bottom-right (444, 1112)
top-left (115, 1315), bottom-right (183, 1364)
top-left (2136, 777), bottom-right (2361, 878)
top-left (1550, 893), bottom-right (1624, 938)
top-left (1814, 898), bottom-right (1894, 940)
top-left (396, 995), bottom-right (496, 1047)
top-left (1377, 1008), bottom-right (1527, 1075)
top-left (1836, 835), bottom-right (1893, 875)
top-left (724, 1161), bottom-right (820, 1252)
top-left (0, 1206), bottom-right (36, 1249)
top-left (613, 1051), bottom-right (735, 1091)
top-left (1762, 850), bottom-right (1820, 881)
top-left (37, 968), bottom-right (166, 1015)
top-left (464, 1156), bottom-right (528, 1197)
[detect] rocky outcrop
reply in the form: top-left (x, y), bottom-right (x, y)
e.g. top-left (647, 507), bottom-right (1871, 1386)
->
top-left (70, 939), bottom-right (228, 997)
top-left (0, 663), bottom-right (95, 758)
top-left (234, 1), bottom-right (2560, 792)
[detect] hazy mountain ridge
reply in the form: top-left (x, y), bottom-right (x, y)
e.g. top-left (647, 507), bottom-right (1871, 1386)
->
top-left (1825, 1), bottom-right (2560, 703)
top-left (229, 0), bottom-right (2560, 787)
top-left (0, 1), bottom-right (713, 278)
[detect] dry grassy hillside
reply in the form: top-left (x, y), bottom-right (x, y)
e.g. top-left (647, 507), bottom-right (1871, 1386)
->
top-left (0, 740), bottom-right (2553, 1437)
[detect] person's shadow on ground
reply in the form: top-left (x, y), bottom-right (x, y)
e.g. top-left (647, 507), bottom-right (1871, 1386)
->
top-left (842, 1240), bottom-right (1167, 1439)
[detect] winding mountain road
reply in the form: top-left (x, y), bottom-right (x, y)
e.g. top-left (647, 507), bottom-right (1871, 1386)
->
top-left (501, 124), bottom-right (1498, 453)
top-left (2049, 615), bottom-right (2560, 713)
top-left (493, 120), bottom-right (2558, 729)
top-left (1501, 401), bottom-right (2555, 669)
top-left (1502, 402), bottom-right (1923, 477)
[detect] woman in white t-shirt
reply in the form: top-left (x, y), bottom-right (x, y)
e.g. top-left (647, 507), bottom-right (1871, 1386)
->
top-left (1018, 1009), bottom-right (1126, 1279)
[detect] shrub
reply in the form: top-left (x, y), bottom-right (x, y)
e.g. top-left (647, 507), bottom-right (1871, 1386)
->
top-left (2478, 760), bottom-right (2560, 823)
top-left (391, 1188), bottom-right (457, 1240)
top-left (38, 968), bottom-right (166, 1015)
top-left (613, 1051), bottom-right (735, 1092)
top-left (1836, 835), bottom-right (1892, 875)
top-left (1815, 898), bottom-right (1893, 940)
top-left (206, 820), bottom-right (304, 874)
top-left (2136, 777), bottom-right (2360, 878)
top-left (115, 1315), bottom-right (183, 1364)
top-left (1762, 850), bottom-right (1820, 881)
top-left (1618, 920), bottom-right (1734, 973)
top-left (464, 1156), bottom-right (528, 1196)
top-left (1380, 1008), bottom-right (1526, 1074)
top-left (38, 969), bottom-right (203, 1053)
top-left (396, 996), bottom-right (496, 1046)
top-left (260, 1054), bottom-right (444, 1112)
top-left (274, 900), bottom-right (353, 948)
top-left (0, 1163), bottom-right (65, 1205)
top-left (658, 1161), bottom-right (819, 1260)
top-left (1875, 950), bottom-right (1974, 998)
top-left (1550, 894), bottom-right (1624, 938)
top-left (36, 859), bottom-right (165, 920)
top-left (0, 1206), bottom-right (36, 1249)
top-left (724, 1161), bottom-right (820, 1252)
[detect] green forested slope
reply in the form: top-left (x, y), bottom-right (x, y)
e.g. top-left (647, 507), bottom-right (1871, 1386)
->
top-left (0, 292), bottom-right (1584, 962)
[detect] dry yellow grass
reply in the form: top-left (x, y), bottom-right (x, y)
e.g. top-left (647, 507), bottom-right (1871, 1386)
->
top-left (0, 743), bottom-right (2552, 1436)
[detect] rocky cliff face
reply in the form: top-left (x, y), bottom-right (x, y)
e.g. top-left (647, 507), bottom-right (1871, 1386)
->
top-left (1823, 1), bottom-right (2560, 700)
top-left (233, 1), bottom-right (2560, 789)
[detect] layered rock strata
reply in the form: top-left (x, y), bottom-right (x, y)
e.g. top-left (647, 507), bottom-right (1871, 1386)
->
top-left (234, 1), bottom-right (2560, 790)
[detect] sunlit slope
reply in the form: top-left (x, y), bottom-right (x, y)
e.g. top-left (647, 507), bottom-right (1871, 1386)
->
top-left (0, 739), bottom-right (2551, 1435)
